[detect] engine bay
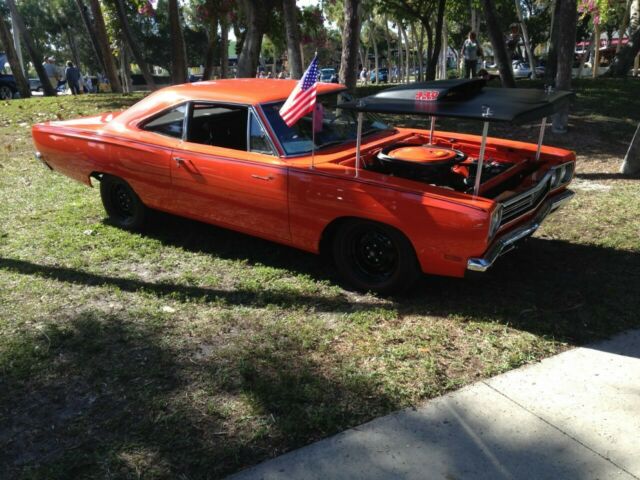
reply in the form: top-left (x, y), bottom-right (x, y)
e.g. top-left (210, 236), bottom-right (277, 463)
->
top-left (363, 137), bottom-right (537, 198)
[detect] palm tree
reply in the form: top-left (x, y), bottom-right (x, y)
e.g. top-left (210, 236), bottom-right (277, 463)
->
top-left (339, 0), bottom-right (360, 91)
top-left (75, 0), bottom-right (107, 77)
top-left (237, 0), bottom-right (272, 78)
top-left (282, 0), bottom-right (303, 78)
top-left (609, 0), bottom-right (640, 76)
top-left (113, 0), bottom-right (156, 89)
top-left (88, 0), bottom-right (123, 92)
top-left (169, 0), bottom-right (188, 84)
top-left (220, 12), bottom-right (230, 78)
top-left (481, 0), bottom-right (516, 87)
top-left (5, 0), bottom-right (56, 96)
top-left (0, 14), bottom-right (30, 98)
top-left (551, 0), bottom-right (577, 133)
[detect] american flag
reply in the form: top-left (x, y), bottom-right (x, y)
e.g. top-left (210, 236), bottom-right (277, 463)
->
top-left (279, 56), bottom-right (319, 127)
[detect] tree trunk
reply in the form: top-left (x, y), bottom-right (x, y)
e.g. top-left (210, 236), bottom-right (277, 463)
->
top-left (412, 22), bottom-right (424, 81)
top-left (220, 14), bottom-right (229, 78)
top-left (75, 0), bottom-right (106, 75)
top-left (617, 0), bottom-right (633, 54)
top-left (119, 38), bottom-right (132, 93)
top-left (400, 22), bottom-right (410, 82)
top-left (481, 0), bottom-right (516, 87)
top-left (545, 0), bottom-right (561, 84)
top-left (608, 22), bottom-right (640, 76)
top-left (237, 0), bottom-right (268, 78)
top-left (282, 0), bottom-right (303, 78)
top-left (372, 21), bottom-right (380, 83)
top-left (426, 0), bottom-right (446, 80)
top-left (0, 14), bottom-right (30, 97)
top-left (339, 0), bottom-right (360, 91)
top-left (65, 28), bottom-right (81, 71)
top-left (439, 21), bottom-right (448, 79)
top-left (620, 122), bottom-right (640, 175)
top-left (5, 0), bottom-right (56, 96)
top-left (552, 0), bottom-right (577, 133)
top-left (383, 15), bottom-right (393, 73)
top-left (114, 0), bottom-right (156, 89)
top-left (168, 0), bottom-right (188, 84)
top-left (592, 22), bottom-right (601, 78)
top-left (397, 21), bottom-right (404, 82)
top-left (88, 0), bottom-right (123, 92)
top-left (202, 13), bottom-right (219, 80)
top-left (515, 0), bottom-right (537, 78)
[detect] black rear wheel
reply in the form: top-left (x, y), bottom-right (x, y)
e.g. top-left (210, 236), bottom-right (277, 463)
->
top-left (99, 175), bottom-right (146, 230)
top-left (332, 220), bottom-right (421, 294)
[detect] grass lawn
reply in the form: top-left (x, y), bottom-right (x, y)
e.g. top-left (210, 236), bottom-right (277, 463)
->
top-left (1, 79), bottom-right (639, 479)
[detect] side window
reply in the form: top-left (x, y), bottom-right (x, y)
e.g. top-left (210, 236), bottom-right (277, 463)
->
top-left (249, 112), bottom-right (275, 155)
top-left (187, 103), bottom-right (248, 151)
top-left (143, 104), bottom-right (186, 139)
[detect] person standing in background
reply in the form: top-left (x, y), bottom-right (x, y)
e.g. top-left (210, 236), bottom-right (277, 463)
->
top-left (64, 61), bottom-right (81, 95)
top-left (461, 32), bottom-right (482, 78)
top-left (43, 57), bottom-right (60, 92)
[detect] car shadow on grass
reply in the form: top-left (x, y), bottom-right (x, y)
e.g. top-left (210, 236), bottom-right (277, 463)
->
top-left (133, 209), bottom-right (640, 345)
top-left (0, 310), bottom-right (400, 479)
top-left (10, 205), bottom-right (640, 348)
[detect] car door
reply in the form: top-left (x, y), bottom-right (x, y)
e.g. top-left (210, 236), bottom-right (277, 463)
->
top-left (110, 103), bottom-right (187, 211)
top-left (170, 102), bottom-right (290, 243)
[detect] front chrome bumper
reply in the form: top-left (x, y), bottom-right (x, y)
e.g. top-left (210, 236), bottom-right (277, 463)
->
top-left (467, 189), bottom-right (574, 272)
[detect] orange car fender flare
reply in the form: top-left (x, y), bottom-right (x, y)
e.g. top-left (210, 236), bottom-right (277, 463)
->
top-left (317, 215), bottom-right (420, 260)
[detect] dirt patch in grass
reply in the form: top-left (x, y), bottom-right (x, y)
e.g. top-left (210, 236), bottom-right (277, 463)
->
top-left (1, 81), bottom-right (639, 479)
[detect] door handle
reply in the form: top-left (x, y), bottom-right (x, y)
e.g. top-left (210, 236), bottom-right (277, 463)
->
top-left (174, 156), bottom-right (186, 167)
top-left (251, 174), bottom-right (274, 181)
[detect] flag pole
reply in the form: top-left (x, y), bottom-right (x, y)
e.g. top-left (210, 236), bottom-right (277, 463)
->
top-left (311, 105), bottom-right (316, 170)
top-left (311, 51), bottom-right (319, 171)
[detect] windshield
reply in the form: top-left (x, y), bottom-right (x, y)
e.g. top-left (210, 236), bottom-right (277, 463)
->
top-left (261, 92), bottom-right (392, 156)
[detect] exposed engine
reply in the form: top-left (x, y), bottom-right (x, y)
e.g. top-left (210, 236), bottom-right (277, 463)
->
top-left (367, 142), bottom-right (516, 194)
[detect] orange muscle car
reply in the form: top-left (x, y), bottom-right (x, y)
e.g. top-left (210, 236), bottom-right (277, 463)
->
top-left (32, 78), bottom-right (575, 293)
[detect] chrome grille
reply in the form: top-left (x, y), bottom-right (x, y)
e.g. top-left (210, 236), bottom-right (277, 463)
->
top-left (500, 173), bottom-right (552, 224)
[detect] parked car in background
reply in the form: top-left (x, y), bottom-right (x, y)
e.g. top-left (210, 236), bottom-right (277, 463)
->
top-left (29, 78), bottom-right (43, 92)
top-left (370, 68), bottom-right (389, 83)
top-left (319, 68), bottom-right (338, 83)
top-left (0, 74), bottom-right (18, 99)
top-left (512, 60), bottom-right (545, 79)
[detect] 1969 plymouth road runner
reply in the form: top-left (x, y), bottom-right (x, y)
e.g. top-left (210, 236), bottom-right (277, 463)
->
top-left (32, 78), bottom-right (575, 293)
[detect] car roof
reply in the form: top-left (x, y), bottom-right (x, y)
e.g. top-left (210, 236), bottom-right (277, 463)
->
top-left (111, 79), bottom-right (347, 128)
top-left (162, 79), bottom-right (345, 104)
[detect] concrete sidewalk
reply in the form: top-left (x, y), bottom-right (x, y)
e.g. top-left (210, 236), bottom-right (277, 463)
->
top-left (229, 330), bottom-right (640, 480)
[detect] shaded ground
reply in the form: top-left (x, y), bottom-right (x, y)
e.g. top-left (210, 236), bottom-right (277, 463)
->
top-left (0, 79), bottom-right (638, 479)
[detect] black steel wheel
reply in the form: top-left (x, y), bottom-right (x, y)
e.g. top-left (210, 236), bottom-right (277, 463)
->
top-left (332, 220), bottom-right (421, 294)
top-left (99, 175), bottom-right (146, 230)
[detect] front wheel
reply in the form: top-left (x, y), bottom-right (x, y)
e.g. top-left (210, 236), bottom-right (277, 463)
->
top-left (99, 175), bottom-right (146, 230)
top-left (332, 220), bottom-right (421, 294)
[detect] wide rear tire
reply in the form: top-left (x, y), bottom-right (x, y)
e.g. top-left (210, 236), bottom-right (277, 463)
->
top-left (99, 175), bottom-right (146, 231)
top-left (332, 220), bottom-right (421, 294)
